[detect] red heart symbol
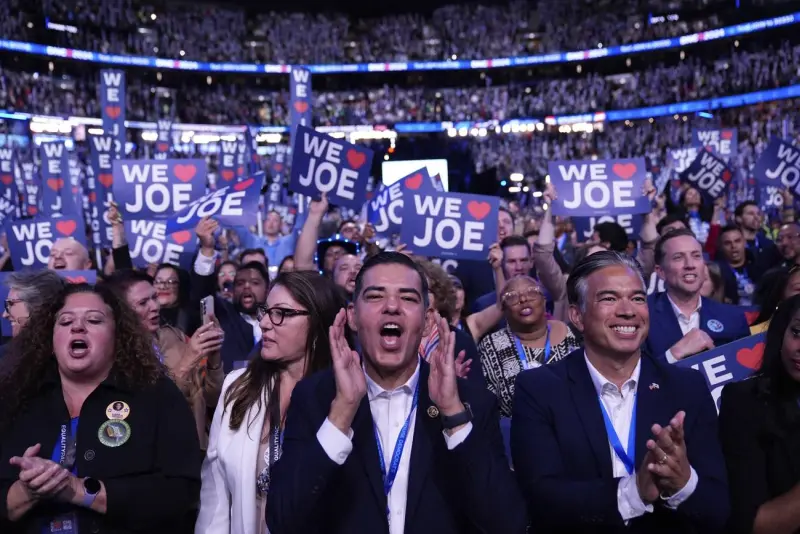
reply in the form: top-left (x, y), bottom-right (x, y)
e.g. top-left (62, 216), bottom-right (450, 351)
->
top-left (346, 149), bottom-right (367, 170)
top-left (0, 175), bottom-right (12, 185)
top-left (55, 220), bottom-right (77, 236)
top-left (273, 163), bottom-right (283, 172)
top-left (98, 173), bottom-right (113, 188)
top-left (744, 311), bottom-right (759, 325)
top-left (234, 178), bottom-right (255, 191)
top-left (611, 163), bottom-right (637, 180)
top-left (66, 276), bottom-right (87, 284)
top-left (736, 342), bottom-right (764, 370)
top-left (237, 167), bottom-right (244, 176)
top-left (293, 101), bottom-right (309, 113)
top-left (27, 206), bottom-right (37, 215)
top-left (47, 178), bottom-right (64, 191)
top-left (404, 173), bottom-right (423, 190)
top-left (72, 186), bottom-right (79, 195)
top-left (467, 200), bottom-right (491, 221)
top-left (220, 170), bottom-right (234, 181)
top-left (173, 164), bottom-right (197, 182)
top-left (721, 130), bottom-right (733, 140)
top-left (722, 170), bottom-right (732, 182)
top-left (105, 106), bottom-right (121, 119)
top-left (157, 142), bottom-right (169, 152)
top-left (171, 230), bottom-right (191, 245)
top-left (251, 154), bottom-right (259, 163)
top-left (366, 191), bottom-right (374, 200)
top-left (89, 192), bottom-right (97, 203)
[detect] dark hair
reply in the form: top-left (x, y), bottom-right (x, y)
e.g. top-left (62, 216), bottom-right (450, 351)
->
top-left (718, 224), bottom-right (743, 240)
top-left (704, 261), bottom-right (725, 302)
top-left (753, 266), bottom-right (799, 326)
top-left (654, 227), bottom-right (699, 265)
top-left (593, 222), bottom-right (629, 253)
top-left (353, 251), bottom-right (430, 309)
top-left (656, 214), bottom-right (688, 236)
top-left (278, 255), bottom-right (295, 272)
top-left (239, 248), bottom-right (268, 268)
top-left (735, 200), bottom-right (758, 219)
top-left (0, 284), bottom-right (161, 432)
top-left (756, 294), bottom-right (800, 401)
top-left (500, 235), bottom-right (530, 254)
top-left (223, 271), bottom-right (349, 431)
top-left (498, 206), bottom-right (514, 222)
top-left (216, 260), bottom-right (238, 274)
top-left (338, 219), bottom-right (358, 232)
top-left (103, 269), bottom-right (154, 296)
top-left (567, 250), bottom-right (644, 310)
top-left (236, 261), bottom-right (270, 285)
top-left (155, 264), bottom-right (191, 307)
top-left (414, 257), bottom-right (455, 318)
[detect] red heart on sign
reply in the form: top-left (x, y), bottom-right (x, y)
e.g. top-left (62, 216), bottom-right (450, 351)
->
top-left (744, 311), bottom-right (759, 325)
top-left (736, 342), bottom-right (764, 370)
top-left (105, 106), bottom-right (121, 119)
top-left (171, 230), bottom-right (192, 245)
top-left (72, 186), bottom-right (79, 195)
top-left (234, 178), bottom-right (255, 191)
top-left (98, 174), bottom-right (113, 188)
top-left (346, 149), bottom-right (367, 170)
top-left (366, 191), bottom-right (374, 200)
top-left (237, 167), bottom-right (244, 176)
top-left (174, 164), bottom-right (197, 182)
top-left (721, 130), bottom-right (733, 140)
top-left (157, 142), bottom-right (169, 152)
top-left (220, 170), bottom-right (234, 181)
top-left (66, 276), bottom-right (87, 284)
top-left (27, 206), bottom-right (37, 215)
top-left (273, 163), bottom-right (283, 172)
top-left (55, 220), bottom-right (77, 236)
top-left (293, 101), bottom-right (309, 113)
top-left (89, 192), bottom-right (97, 203)
top-left (611, 163), bottom-right (637, 180)
top-left (47, 178), bottom-right (64, 191)
top-left (0, 175), bottom-right (12, 185)
top-left (722, 170), bottom-right (732, 182)
top-left (251, 154), bottom-right (259, 163)
top-left (467, 200), bottom-right (491, 221)
top-left (404, 173), bottom-right (423, 190)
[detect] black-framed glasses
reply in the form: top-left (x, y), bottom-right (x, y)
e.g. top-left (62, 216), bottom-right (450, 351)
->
top-left (4, 298), bottom-right (22, 314)
top-left (257, 306), bottom-right (310, 326)
top-left (502, 286), bottom-right (544, 307)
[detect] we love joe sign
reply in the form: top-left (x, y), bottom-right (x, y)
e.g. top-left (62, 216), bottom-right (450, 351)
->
top-left (112, 159), bottom-right (207, 219)
top-left (548, 158), bottom-right (650, 218)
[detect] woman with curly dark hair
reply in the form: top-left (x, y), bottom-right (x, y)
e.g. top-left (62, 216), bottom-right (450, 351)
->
top-left (0, 284), bottom-right (201, 534)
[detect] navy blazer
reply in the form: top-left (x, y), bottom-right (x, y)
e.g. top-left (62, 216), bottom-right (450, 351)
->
top-left (644, 292), bottom-right (750, 361)
top-left (267, 361), bottom-right (528, 534)
top-left (511, 350), bottom-right (729, 534)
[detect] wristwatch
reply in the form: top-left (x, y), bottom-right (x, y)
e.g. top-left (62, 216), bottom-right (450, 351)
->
top-left (440, 402), bottom-right (473, 430)
top-left (81, 477), bottom-right (101, 508)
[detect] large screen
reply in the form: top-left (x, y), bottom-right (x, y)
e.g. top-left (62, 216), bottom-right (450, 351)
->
top-left (381, 159), bottom-right (449, 191)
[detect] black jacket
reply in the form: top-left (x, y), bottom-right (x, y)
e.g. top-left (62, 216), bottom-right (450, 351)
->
top-left (0, 368), bottom-right (202, 534)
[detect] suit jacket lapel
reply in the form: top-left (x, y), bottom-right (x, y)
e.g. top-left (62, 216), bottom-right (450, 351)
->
top-left (656, 293), bottom-right (684, 351)
top-left (351, 394), bottom-right (387, 517)
top-left (567, 354), bottom-right (613, 478)
top-left (634, 356), bottom-right (672, 468)
top-left (404, 364), bottom-right (436, 532)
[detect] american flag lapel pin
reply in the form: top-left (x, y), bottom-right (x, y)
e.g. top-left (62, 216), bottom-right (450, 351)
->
top-left (649, 383), bottom-right (659, 391)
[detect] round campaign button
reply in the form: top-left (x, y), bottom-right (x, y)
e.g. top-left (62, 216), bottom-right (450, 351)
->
top-left (105, 401), bottom-right (130, 421)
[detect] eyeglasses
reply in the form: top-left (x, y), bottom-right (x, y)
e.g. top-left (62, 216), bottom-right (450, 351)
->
top-left (502, 286), bottom-right (544, 307)
top-left (257, 306), bottom-right (310, 326)
top-left (4, 298), bottom-right (22, 314)
top-left (8, 314), bottom-right (29, 327)
top-left (153, 279), bottom-right (179, 288)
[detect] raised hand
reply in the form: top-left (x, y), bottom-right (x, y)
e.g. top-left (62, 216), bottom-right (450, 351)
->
top-left (428, 313), bottom-right (463, 416)
top-left (487, 242), bottom-right (502, 270)
top-left (195, 217), bottom-right (219, 251)
top-left (647, 412), bottom-right (692, 495)
top-left (309, 192), bottom-right (329, 218)
top-left (395, 242), bottom-right (413, 257)
top-left (107, 201), bottom-right (123, 226)
top-left (328, 309), bottom-right (366, 433)
top-left (454, 351), bottom-right (471, 379)
top-left (189, 320), bottom-right (225, 360)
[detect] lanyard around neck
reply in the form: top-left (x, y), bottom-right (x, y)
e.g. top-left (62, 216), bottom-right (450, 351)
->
top-left (513, 323), bottom-right (552, 370)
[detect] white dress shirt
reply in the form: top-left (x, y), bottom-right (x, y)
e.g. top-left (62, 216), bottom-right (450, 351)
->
top-left (664, 294), bottom-right (702, 364)
top-left (584, 354), bottom-right (698, 521)
top-left (317, 362), bottom-right (472, 534)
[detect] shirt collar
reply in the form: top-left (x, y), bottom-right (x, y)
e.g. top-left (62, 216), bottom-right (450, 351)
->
top-left (584, 351), bottom-right (641, 396)
top-left (666, 293), bottom-right (702, 320)
top-left (365, 358), bottom-right (421, 402)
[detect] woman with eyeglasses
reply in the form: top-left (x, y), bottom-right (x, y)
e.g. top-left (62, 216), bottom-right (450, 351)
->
top-left (478, 276), bottom-right (580, 417)
top-left (153, 264), bottom-right (202, 337)
top-left (195, 271), bottom-right (349, 534)
top-left (2, 270), bottom-right (66, 339)
top-left (718, 294), bottom-right (800, 534)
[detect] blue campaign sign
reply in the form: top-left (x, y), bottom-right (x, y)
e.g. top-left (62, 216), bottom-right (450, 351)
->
top-left (18, 160), bottom-right (39, 217)
top-left (153, 119), bottom-right (173, 160)
top-left (752, 137), bottom-right (800, 197)
top-left (289, 125), bottom-right (372, 210)
top-left (572, 214), bottom-right (643, 242)
top-left (668, 147), bottom-right (700, 174)
top-left (400, 190), bottom-right (499, 261)
top-left (0, 147), bottom-right (17, 208)
top-left (112, 159), bottom-right (207, 219)
top-left (165, 173), bottom-right (263, 233)
top-left (548, 158), bottom-right (650, 218)
top-left (368, 168), bottom-right (435, 236)
top-left (89, 135), bottom-right (116, 247)
top-left (680, 150), bottom-right (732, 201)
top-left (100, 69), bottom-right (126, 159)
top-left (125, 219), bottom-right (198, 268)
top-left (245, 126), bottom-right (261, 175)
top-left (692, 128), bottom-right (738, 159)
top-left (267, 146), bottom-right (287, 210)
top-left (38, 142), bottom-right (78, 217)
top-left (6, 215), bottom-right (87, 269)
top-left (218, 139), bottom-right (242, 184)
top-left (756, 184), bottom-right (785, 211)
top-left (290, 67), bottom-right (312, 149)
top-left (675, 332), bottom-right (765, 412)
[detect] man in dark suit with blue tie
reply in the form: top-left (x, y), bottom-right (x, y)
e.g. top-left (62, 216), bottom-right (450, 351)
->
top-left (268, 252), bottom-right (527, 534)
top-left (645, 228), bottom-right (750, 362)
top-left (512, 251), bottom-right (729, 534)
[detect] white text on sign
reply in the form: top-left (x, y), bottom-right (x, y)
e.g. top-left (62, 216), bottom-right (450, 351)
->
top-left (297, 133), bottom-right (358, 200)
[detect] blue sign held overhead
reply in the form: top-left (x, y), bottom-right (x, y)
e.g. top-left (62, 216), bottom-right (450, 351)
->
top-left (125, 219), bottom-right (198, 268)
top-left (573, 214), bottom-right (643, 242)
top-left (112, 159), bottom-right (207, 219)
top-left (752, 137), bottom-right (800, 199)
top-left (99, 69), bottom-right (126, 159)
top-left (368, 168), bottom-right (435, 237)
top-left (165, 173), bottom-right (263, 233)
top-left (38, 141), bottom-right (79, 217)
top-left (692, 128), bottom-right (738, 159)
top-left (680, 150), bottom-right (732, 201)
top-left (6, 215), bottom-right (87, 270)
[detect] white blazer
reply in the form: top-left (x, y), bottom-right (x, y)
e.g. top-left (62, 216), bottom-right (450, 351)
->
top-left (195, 369), bottom-right (270, 534)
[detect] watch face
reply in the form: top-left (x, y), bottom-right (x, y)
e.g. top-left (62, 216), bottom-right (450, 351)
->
top-left (84, 477), bottom-right (101, 494)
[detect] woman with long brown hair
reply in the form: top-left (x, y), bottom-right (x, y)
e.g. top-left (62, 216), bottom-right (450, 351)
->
top-left (0, 283), bottom-right (201, 534)
top-left (195, 271), bottom-right (350, 534)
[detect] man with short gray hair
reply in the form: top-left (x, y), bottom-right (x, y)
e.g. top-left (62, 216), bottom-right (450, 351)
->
top-left (511, 250), bottom-right (729, 534)
top-left (3, 270), bottom-right (66, 339)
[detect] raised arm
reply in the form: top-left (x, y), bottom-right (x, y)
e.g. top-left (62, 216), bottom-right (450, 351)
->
top-left (293, 195), bottom-right (329, 271)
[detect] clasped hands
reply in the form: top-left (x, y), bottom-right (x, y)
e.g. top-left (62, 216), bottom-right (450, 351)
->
top-left (9, 444), bottom-right (82, 504)
top-left (636, 411), bottom-right (692, 504)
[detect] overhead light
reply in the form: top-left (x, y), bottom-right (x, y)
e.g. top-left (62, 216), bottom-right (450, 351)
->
top-left (532, 191), bottom-right (543, 198)
top-left (151, 13), bottom-right (157, 20)
top-left (522, 186), bottom-right (530, 193)
top-left (510, 172), bottom-right (524, 182)
top-left (87, 128), bottom-right (104, 135)
top-left (508, 186), bottom-right (521, 193)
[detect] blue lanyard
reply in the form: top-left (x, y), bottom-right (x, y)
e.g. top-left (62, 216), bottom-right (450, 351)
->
top-left (50, 417), bottom-right (79, 475)
top-left (374, 379), bottom-right (419, 516)
top-left (513, 324), bottom-right (551, 370)
top-left (597, 394), bottom-right (637, 475)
